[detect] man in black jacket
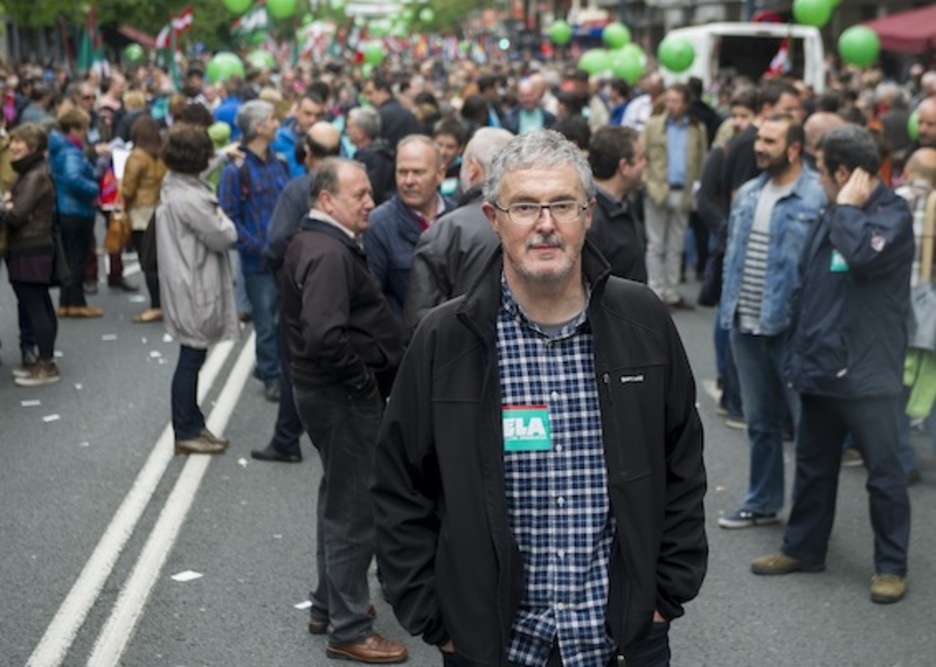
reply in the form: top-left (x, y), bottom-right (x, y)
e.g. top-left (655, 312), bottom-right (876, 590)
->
top-left (362, 74), bottom-right (422, 149)
top-left (586, 125), bottom-right (648, 283)
top-left (373, 130), bottom-right (706, 667)
top-left (281, 158), bottom-right (408, 663)
top-left (752, 126), bottom-right (914, 605)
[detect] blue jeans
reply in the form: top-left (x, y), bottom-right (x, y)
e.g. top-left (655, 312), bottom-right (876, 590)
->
top-left (171, 345), bottom-right (207, 440)
top-left (715, 313), bottom-right (742, 417)
top-left (783, 394), bottom-right (910, 575)
top-left (730, 330), bottom-right (800, 515)
top-left (294, 383), bottom-right (383, 645)
top-left (244, 270), bottom-right (280, 383)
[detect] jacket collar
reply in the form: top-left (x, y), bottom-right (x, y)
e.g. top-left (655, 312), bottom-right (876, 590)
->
top-left (455, 239), bottom-right (612, 344)
top-left (300, 211), bottom-right (363, 253)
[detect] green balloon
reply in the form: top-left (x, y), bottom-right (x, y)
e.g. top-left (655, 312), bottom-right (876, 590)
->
top-left (267, 0), bottom-right (297, 20)
top-left (657, 36), bottom-right (694, 73)
top-left (611, 45), bottom-right (645, 84)
top-left (549, 20), bottom-right (572, 46)
top-left (247, 31), bottom-right (268, 46)
top-left (370, 21), bottom-right (390, 38)
top-left (222, 0), bottom-right (252, 15)
top-left (206, 52), bottom-right (246, 83)
top-left (402, 8), bottom-right (414, 22)
top-left (418, 7), bottom-right (435, 23)
top-left (603, 22), bottom-right (631, 49)
top-left (331, 0), bottom-right (345, 11)
top-left (207, 122), bottom-right (232, 147)
top-left (908, 109), bottom-right (920, 141)
top-left (246, 49), bottom-right (276, 71)
top-left (792, 0), bottom-right (832, 27)
top-left (361, 63), bottom-right (375, 79)
top-left (362, 41), bottom-right (385, 65)
top-left (838, 25), bottom-right (880, 68)
top-left (123, 43), bottom-right (144, 64)
top-left (578, 49), bottom-right (611, 76)
top-left (301, 13), bottom-right (314, 26)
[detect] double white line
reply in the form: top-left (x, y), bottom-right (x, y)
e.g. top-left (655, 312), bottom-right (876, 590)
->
top-left (28, 333), bottom-right (256, 667)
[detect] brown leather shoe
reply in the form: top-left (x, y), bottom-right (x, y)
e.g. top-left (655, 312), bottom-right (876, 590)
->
top-left (308, 604), bottom-right (376, 635)
top-left (174, 436), bottom-right (226, 456)
top-left (326, 634), bottom-right (408, 663)
top-left (69, 306), bottom-right (104, 318)
top-left (133, 308), bottom-right (163, 323)
top-left (57, 306), bottom-right (74, 318)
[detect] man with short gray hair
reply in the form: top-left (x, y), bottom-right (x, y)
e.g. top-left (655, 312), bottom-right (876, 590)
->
top-left (374, 130), bottom-right (706, 666)
top-left (347, 106), bottom-right (395, 205)
top-left (219, 99), bottom-right (290, 402)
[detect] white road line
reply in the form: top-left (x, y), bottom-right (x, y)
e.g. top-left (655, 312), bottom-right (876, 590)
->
top-left (27, 339), bottom-right (237, 667)
top-left (86, 334), bottom-right (256, 666)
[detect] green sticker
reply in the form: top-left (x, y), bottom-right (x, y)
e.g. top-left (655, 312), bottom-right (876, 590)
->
top-left (503, 406), bottom-right (552, 452)
top-left (830, 249), bottom-right (849, 273)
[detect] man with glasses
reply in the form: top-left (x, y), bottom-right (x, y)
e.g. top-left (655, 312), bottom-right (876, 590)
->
top-left (373, 130), bottom-right (706, 667)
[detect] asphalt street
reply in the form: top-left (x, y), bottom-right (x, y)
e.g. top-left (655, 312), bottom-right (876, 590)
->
top-left (1, 251), bottom-right (934, 667)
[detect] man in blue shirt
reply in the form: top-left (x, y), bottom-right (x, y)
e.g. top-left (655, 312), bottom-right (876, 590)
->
top-left (219, 100), bottom-right (289, 402)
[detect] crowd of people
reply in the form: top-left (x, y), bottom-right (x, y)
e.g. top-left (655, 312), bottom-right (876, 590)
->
top-left (1, 44), bottom-right (936, 665)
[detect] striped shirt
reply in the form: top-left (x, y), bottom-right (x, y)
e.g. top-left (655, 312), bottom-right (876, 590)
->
top-left (496, 275), bottom-right (616, 667)
top-left (737, 180), bottom-right (794, 333)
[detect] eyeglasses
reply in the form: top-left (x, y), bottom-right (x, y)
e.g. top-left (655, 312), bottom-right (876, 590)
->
top-left (492, 200), bottom-right (588, 226)
top-left (80, 95), bottom-right (95, 101)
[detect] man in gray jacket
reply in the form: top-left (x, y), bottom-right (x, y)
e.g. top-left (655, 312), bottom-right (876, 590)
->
top-left (403, 127), bottom-right (514, 336)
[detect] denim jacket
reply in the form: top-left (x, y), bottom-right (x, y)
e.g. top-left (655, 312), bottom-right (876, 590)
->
top-left (720, 167), bottom-right (826, 335)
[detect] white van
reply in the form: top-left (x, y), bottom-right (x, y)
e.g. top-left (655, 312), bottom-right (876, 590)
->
top-left (659, 22), bottom-right (826, 93)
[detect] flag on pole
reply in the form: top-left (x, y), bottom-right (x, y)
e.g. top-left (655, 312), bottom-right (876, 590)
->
top-left (171, 6), bottom-right (194, 33)
top-left (766, 37), bottom-right (791, 78)
top-left (76, 1), bottom-right (109, 77)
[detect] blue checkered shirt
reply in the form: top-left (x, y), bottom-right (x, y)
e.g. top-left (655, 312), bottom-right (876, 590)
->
top-left (497, 276), bottom-right (616, 667)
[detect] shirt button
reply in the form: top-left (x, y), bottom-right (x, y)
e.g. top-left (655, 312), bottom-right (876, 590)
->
top-left (556, 496), bottom-right (565, 506)
top-left (555, 444), bottom-right (563, 453)
top-left (557, 549), bottom-right (565, 559)
top-left (550, 391), bottom-right (560, 401)
top-left (556, 602), bottom-right (567, 611)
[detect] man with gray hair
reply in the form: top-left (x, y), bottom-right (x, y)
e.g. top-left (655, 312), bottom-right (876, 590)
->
top-left (403, 127), bottom-right (514, 336)
top-left (752, 125), bottom-right (914, 605)
top-left (219, 99), bottom-right (290, 402)
top-left (346, 105), bottom-right (396, 205)
top-left (373, 129), bottom-right (706, 666)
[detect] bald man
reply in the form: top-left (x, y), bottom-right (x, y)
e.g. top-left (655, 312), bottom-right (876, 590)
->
top-left (503, 78), bottom-right (557, 134)
top-left (804, 111), bottom-right (847, 161)
top-left (253, 120), bottom-right (342, 463)
top-left (916, 97), bottom-right (936, 150)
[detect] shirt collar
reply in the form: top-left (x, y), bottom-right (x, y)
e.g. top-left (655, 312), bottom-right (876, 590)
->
top-left (308, 209), bottom-right (357, 242)
top-left (499, 271), bottom-right (592, 340)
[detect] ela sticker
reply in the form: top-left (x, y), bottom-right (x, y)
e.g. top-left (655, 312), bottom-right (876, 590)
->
top-left (502, 406), bottom-right (552, 452)
top-left (830, 249), bottom-right (849, 272)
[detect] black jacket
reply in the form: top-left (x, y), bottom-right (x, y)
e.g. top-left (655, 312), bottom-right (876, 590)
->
top-left (355, 138), bottom-right (396, 206)
top-left (265, 171), bottom-right (314, 268)
top-left (787, 183), bottom-right (913, 398)
top-left (378, 98), bottom-right (422, 149)
top-left (281, 214), bottom-right (402, 396)
top-left (403, 186), bottom-right (498, 337)
top-left (373, 242), bottom-right (707, 666)
top-left (587, 187), bottom-right (647, 283)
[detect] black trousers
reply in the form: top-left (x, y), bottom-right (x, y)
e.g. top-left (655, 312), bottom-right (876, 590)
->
top-left (12, 281), bottom-right (57, 360)
top-left (58, 214), bottom-right (94, 307)
top-left (131, 230), bottom-right (161, 309)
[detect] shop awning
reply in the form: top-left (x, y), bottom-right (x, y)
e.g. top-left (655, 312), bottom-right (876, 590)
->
top-left (864, 5), bottom-right (936, 55)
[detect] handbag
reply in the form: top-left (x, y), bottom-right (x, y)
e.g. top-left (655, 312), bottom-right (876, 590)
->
top-left (50, 225), bottom-right (70, 288)
top-left (104, 210), bottom-right (132, 254)
top-left (139, 209), bottom-right (158, 274)
top-left (908, 191), bottom-right (936, 352)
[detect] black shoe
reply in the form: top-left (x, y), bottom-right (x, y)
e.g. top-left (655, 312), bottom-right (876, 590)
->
top-left (263, 380), bottom-right (281, 403)
top-left (250, 444), bottom-right (302, 463)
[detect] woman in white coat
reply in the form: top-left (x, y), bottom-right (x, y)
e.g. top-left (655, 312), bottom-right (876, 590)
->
top-left (156, 124), bottom-right (239, 455)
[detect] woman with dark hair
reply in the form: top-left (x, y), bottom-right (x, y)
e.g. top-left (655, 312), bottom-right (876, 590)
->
top-left (49, 106), bottom-right (101, 317)
top-left (122, 115), bottom-right (167, 322)
top-left (2, 123), bottom-right (60, 385)
top-left (157, 124), bottom-right (239, 455)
